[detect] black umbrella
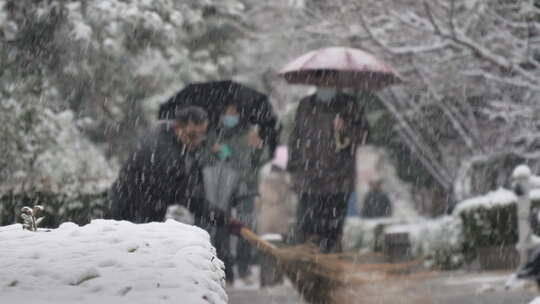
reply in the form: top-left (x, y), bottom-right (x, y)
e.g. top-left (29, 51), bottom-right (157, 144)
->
top-left (159, 80), bottom-right (280, 155)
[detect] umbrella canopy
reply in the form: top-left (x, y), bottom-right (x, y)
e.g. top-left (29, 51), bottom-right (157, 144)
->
top-left (159, 80), bottom-right (269, 124)
top-left (159, 80), bottom-right (280, 155)
top-left (278, 47), bottom-right (402, 90)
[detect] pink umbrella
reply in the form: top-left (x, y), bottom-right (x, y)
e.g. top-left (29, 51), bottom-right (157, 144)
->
top-left (278, 47), bottom-right (402, 90)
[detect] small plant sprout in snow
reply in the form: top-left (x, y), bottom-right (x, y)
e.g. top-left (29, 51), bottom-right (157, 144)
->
top-left (20, 205), bottom-right (45, 232)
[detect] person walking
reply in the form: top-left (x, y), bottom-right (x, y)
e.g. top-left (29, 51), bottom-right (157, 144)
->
top-left (206, 102), bottom-right (271, 284)
top-left (288, 88), bottom-right (370, 253)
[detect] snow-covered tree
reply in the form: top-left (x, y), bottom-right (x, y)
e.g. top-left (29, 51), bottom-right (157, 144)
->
top-left (356, 0), bottom-right (540, 202)
top-left (0, 0), bottom-right (248, 225)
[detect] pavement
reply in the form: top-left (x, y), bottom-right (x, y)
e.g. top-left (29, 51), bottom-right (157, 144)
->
top-left (228, 270), bottom-right (538, 304)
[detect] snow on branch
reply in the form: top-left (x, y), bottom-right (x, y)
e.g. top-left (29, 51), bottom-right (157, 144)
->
top-left (352, 0), bottom-right (540, 199)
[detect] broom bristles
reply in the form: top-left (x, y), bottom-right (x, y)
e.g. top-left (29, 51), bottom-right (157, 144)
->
top-left (240, 228), bottom-right (433, 304)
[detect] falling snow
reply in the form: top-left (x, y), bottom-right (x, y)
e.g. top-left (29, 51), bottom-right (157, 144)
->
top-left (2, 0), bottom-right (540, 303)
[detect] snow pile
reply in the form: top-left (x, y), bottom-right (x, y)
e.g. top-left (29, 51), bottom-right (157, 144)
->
top-left (0, 220), bottom-right (227, 304)
top-left (513, 165), bottom-right (533, 179)
top-left (530, 297), bottom-right (540, 304)
top-left (453, 188), bottom-right (518, 215)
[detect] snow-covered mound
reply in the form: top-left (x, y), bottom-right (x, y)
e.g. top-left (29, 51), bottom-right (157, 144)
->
top-left (453, 187), bottom-right (540, 215)
top-left (0, 220), bottom-right (227, 304)
top-left (453, 188), bottom-right (518, 214)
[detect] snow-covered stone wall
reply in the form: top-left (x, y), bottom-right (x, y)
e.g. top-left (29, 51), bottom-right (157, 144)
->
top-left (0, 220), bottom-right (227, 304)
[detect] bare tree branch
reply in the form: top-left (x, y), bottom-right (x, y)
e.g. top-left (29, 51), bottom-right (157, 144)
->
top-left (463, 69), bottom-right (540, 92)
top-left (423, 1), bottom-right (442, 35)
top-left (383, 88), bottom-right (454, 187)
top-left (448, 0), bottom-right (457, 38)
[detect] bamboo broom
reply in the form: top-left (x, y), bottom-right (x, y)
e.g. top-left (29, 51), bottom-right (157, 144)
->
top-left (239, 227), bottom-right (427, 304)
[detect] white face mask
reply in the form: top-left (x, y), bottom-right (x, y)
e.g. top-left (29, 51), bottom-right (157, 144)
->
top-left (316, 87), bottom-right (337, 102)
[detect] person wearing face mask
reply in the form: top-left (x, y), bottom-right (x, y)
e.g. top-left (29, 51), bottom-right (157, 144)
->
top-left (108, 106), bottom-right (244, 235)
top-left (288, 87), bottom-right (371, 253)
top-left (205, 102), bottom-right (271, 285)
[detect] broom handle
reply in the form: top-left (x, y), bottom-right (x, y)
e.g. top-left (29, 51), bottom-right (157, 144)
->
top-left (239, 227), bottom-right (277, 255)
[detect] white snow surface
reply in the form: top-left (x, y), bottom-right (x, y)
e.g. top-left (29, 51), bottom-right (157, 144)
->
top-left (531, 297), bottom-right (540, 304)
top-left (453, 188), bottom-right (517, 214)
top-left (513, 165), bottom-right (532, 179)
top-left (0, 220), bottom-right (227, 304)
top-left (453, 187), bottom-right (540, 215)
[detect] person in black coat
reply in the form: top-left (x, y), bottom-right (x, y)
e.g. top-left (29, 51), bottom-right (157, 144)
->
top-left (109, 106), bottom-right (242, 232)
top-left (360, 179), bottom-right (392, 218)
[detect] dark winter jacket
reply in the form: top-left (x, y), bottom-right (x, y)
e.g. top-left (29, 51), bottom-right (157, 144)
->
top-left (109, 122), bottom-right (225, 225)
top-left (360, 188), bottom-right (392, 218)
top-left (288, 93), bottom-right (369, 194)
